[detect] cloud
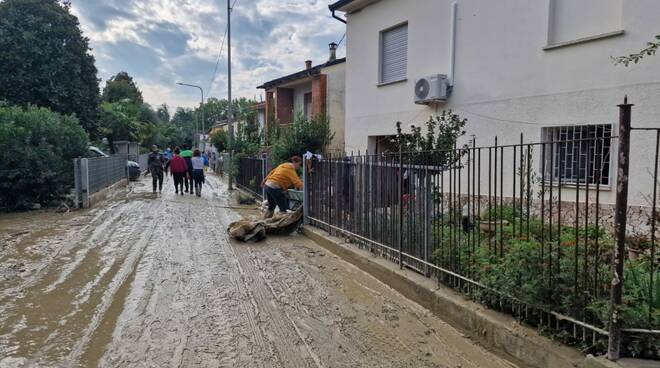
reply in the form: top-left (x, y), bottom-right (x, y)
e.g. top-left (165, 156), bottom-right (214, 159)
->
top-left (70, 0), bottom-right (345, 109)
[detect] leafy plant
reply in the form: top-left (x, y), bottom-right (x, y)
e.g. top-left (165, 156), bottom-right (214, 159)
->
top-left (613, 34), bottom-right (660, 66)
top-left (391, 111), bottom-right (467, 167)
top-left (0, 104), bottom-right (88, 210)
top-left (270, 113), bottom-right (334, 165)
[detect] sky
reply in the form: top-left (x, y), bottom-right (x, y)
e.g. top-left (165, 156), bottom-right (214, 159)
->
top-left (69, 0), bottom-right (346, 110)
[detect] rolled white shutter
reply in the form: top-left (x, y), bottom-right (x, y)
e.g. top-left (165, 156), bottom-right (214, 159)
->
top-left (381, 24), bottom-right (408, 84)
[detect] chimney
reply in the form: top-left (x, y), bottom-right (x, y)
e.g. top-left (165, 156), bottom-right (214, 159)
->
top-left (305, 60), bottom-right (312, 70)
top-left (328, 42), bottom-right (338, 62)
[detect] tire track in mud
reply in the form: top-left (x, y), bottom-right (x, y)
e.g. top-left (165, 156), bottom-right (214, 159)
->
top-left (0, 199), bottom-right (155, 363)
top-left (71, 201), bottom-right (165, 366)
top-left (99, 180), bottom-right (263, 367)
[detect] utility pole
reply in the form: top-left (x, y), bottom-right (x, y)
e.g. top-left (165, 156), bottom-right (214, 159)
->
top-left (227, 0), bottom-right (234, 190)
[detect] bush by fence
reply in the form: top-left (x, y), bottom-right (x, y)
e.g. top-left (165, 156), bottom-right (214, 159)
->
top-left (0, 105), bottom-right (88, 210)
top-left (305, 130), bottom-right (659, 359)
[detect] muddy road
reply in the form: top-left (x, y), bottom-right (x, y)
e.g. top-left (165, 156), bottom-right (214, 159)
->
top-left (0, 175), bottom-right (517, 367)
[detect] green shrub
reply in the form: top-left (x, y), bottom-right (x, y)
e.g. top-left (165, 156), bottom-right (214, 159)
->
top-left (0, 105), bottom-right (88, 210)
top-left (270, 113), bottom-right (333, 165)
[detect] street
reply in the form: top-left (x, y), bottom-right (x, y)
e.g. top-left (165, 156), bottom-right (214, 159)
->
top-left (0, 174), bottom-right (517, 368)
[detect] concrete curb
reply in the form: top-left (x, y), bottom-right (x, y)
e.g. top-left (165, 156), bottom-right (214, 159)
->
top-left (87, 179), bottom-right (128, 208)
top-left (303, 226), bottom-right (586, 368)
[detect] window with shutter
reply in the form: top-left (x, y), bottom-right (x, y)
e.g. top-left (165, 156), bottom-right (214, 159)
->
top-left (380, 23), bottom-right (408, 84)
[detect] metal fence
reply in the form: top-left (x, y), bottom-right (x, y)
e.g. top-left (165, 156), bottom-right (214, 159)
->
top-left (73, 155), bottom-right (128, 208)
top-left (137, 153), bottom-right (149, 171)
top-left (215, 152), bottom-right (231, 176)
top-left (235, 156), bottom-right (269, 199)
top-left (304, 99), bottom-right (659, 359)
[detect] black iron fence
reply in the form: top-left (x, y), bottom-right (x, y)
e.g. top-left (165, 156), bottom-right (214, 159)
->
top-left (304, 99), bottom-right (659, 359)
top-left (235, 156), bottom-right (269, 199)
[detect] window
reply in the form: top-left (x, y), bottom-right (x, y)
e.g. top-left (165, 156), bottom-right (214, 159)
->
top-left (380, 23), bottom-right (408, 84)
top-left (303, 92), bottom-right (312, 119)
top-left (547, 0), bottom-right (622, 47)
top-left (542, 125), bottom-right (612, 186)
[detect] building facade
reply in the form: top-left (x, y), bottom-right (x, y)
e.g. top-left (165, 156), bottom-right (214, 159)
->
top-left (331, 0), bottom-right (660, 207)
top-left (258, 44), bottom-right (346, 152)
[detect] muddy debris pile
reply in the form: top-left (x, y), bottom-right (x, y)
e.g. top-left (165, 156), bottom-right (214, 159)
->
top-left (228, 207), bottom-right (303, 242)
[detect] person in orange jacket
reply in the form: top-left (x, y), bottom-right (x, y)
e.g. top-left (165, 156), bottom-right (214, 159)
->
top-left (261, 156), bottom-right (303, 218)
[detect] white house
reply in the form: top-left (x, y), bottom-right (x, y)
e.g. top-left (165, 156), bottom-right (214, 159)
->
top-left (329, 0), bottom-right (660, 208)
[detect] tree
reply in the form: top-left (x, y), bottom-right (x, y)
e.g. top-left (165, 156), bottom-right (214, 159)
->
top-left (0, 104), bottom-right (88, 210)
top-left (170, 107), bottom-right (196, 147)
top-left (98, 102), bottom-right (139, 150)
top-left (198, 97), bottom-right (258, 129)
top-left (102, 72), bottom-right (144, 105)
top-left (613, 35), bottom-right (660, 66)
top-left (156, 104), bottom-right (170, 124)
top-left (0, 0), bottom-right (100, 136)
top-left (210, 129), bottom-right (228, 152)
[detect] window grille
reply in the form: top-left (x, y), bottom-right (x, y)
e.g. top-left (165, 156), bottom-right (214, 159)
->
top-left (542, 124), bottom-right (612, 185)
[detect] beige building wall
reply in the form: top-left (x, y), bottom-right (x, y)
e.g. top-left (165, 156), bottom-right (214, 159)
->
top-left (322, 62), bottom-right (346, 152)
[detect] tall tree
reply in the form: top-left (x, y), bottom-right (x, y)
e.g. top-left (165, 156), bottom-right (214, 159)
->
top-left (102, 72), bottom-right (144, 105)
top-left (0, 0), bottom-right (100, 136)
top-left (156, 104), bottom-right (170, 124)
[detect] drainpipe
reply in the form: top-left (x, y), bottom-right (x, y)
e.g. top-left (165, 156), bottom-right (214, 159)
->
top-left (330, 8), bottom-right (347, 24)
top-left (448, 1), bottom-right (457, 86)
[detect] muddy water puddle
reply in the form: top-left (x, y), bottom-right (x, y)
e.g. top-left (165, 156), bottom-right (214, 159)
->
top-left (1, 175), bottom-right (517, 367)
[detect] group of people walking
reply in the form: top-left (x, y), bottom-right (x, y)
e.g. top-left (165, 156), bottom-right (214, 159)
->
top-left (147, 144), bottom-right (305, 218)
top-left (147, 144), bottom-right (208, 197)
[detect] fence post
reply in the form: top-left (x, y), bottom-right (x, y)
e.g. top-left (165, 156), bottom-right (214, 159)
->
top-left (303, 156), bottom-right (310, 225)
top-left (73, 158), bottom-right (82, 208)
top-left (607, 96), bottom-right (633, 361)
top-left (262, 156), bottom-right (267, 200)
top-left (398, 145), bottom-right (403, 269)
top-left (81, 158), bottom-right (90, 209)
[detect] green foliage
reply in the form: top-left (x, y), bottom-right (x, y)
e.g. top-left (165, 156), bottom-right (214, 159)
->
top-left (102, 72), bottom-right (144, 105)
top-left (0, 105), bottom-right (88, 210)
top-left (0, 0), bottom-right (100, 137)
top-left (156, 104), bottom-right (170, 124)
top-left (613, 34), bottom-right (660, 66)
top-left (170, 107), bottom-right (196, 148)
top-left (431, 202), bottom-right (658, 356)
top-left (270, 113), bottom-right (334, 165)
top-left (199, 97), bottom-right (257, 130)
top-left (392, 111), bottom-right (467, 166)
top-left (98, 102), bottom-right (139, 149)
top-left (210, 129), bottom-right (228, 152)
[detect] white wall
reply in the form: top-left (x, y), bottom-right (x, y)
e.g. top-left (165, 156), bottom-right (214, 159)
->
top-left (342, 0), bottom-right (660, 205)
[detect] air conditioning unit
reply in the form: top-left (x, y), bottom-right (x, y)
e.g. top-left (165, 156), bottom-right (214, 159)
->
top-left (414, 74), bottom-right (449, 104)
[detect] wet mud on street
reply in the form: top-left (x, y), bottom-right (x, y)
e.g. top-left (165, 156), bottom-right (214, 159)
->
top-left (0, 174), bottom-right (517, 367)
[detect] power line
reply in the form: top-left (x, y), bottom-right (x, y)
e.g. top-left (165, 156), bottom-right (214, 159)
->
top-left (207, 0), bottom-right (239, 97)
top-left (207, 25), bottom-right (228, 96)
top-left (337, 32), bottom-right (346, 46)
